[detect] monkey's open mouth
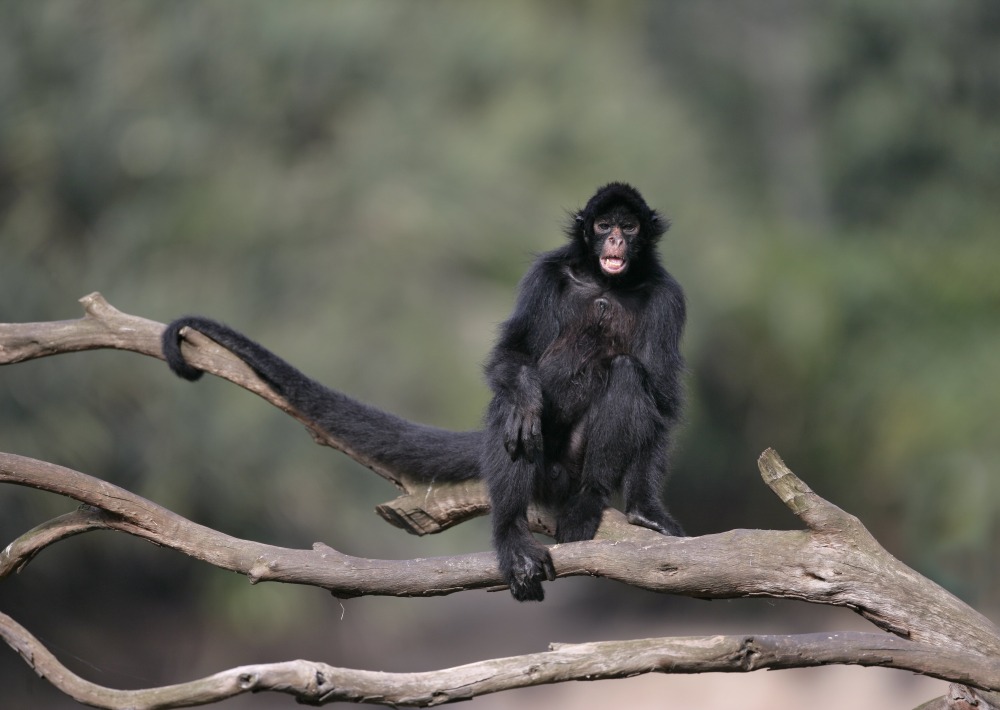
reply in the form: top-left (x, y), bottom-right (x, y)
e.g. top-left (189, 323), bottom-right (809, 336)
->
top-left (600, 256), bottom-right (627, 275)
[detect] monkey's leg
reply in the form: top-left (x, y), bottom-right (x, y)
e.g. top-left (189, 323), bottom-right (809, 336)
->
top-left (481, 408), bottom-right (556, 602)
top-left (587, 356), bottom-right (685, 537)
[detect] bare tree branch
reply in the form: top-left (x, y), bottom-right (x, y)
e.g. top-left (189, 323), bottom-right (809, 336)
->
top-left (2, 610), bottom-right (998, 709)
top-left (4, 295), bottom-right (1000, 709)
top-left (1, 449), bottom-right (997, 657)
top-left (0, 292), bottom-right (163, 363)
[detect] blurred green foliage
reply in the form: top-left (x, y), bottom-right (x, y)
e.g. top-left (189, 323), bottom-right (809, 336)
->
top-left (1, 0), bottom-right (998, 645)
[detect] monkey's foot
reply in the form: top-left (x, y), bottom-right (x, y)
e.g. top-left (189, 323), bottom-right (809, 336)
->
top-left (554, 515), bottom-right (601, 544)
top-left (626, 509), bottom-right (686, 537)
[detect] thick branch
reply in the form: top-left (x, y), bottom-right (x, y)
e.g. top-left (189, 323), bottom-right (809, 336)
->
top-left (755, 450), bottom-right (1000, 652)
top-left (2, 611), bottom-right (998, 709)
top-left (2, 450), bottom-right (998, 660)
top-left (0, 452), bottom-right (642, 596)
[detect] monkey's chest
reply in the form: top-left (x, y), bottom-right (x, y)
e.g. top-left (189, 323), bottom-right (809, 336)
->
top-left (557, 293), bottom-right (634, 355)
top-left (538, 294), bottom-right (636, 404)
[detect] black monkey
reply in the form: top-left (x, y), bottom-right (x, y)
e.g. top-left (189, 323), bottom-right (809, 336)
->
top-left (480, 182), bottom-right (685, 601)
top-left (162, 182), bottom-right (685, 602)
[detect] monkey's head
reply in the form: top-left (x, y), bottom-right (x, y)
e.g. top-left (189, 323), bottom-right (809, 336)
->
top-left (569, 182), bottom-right (669, 280)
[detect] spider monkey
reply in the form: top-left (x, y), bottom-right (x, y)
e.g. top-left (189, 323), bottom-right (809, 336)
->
top-left (162, 182), bottom-right (686, 602)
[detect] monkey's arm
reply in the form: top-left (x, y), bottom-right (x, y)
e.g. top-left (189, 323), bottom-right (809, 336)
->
top-left (482, 263), bottom-right (561, 461)
top-left (636, 275), bottom-right (687, 420)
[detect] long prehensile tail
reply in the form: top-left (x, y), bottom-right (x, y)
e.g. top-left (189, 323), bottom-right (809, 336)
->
top-left (162, 316), bottom-right (481, 483)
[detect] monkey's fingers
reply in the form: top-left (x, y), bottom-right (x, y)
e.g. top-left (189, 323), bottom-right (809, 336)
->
top-left (527, 412), bottom-right (543, 449)
top-left (502, 410), bottom-right (542, 462)
top-left (520, 412), bottom-right (543, 461)
top-left (502, 410), bottom-right (523, 459)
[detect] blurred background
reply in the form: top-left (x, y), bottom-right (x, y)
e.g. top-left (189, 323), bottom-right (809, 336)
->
top-left (1, 1), bottom-right (998, 708)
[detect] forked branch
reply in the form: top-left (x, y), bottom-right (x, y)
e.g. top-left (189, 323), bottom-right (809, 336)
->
top-left (2, 295), bottom-right (1000, 709)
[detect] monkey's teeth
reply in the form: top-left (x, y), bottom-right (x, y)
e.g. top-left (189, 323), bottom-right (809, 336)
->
top-left (602, 257), bottom-right (626, 274)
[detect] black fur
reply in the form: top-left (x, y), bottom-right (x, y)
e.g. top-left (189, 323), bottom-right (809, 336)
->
top-left (162, 182), bottom-right (685, 602)
top-left (481, 182), bottom-right (685, 601)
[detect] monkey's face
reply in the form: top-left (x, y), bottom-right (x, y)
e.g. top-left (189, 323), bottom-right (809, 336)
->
top-left (592, 206), bottom-right (640, 277)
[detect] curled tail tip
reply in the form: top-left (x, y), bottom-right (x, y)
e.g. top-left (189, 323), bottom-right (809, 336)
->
top-left (170, 360), bottom-right (205, 381)
top-left (162, 318), bottom-right (205, 382)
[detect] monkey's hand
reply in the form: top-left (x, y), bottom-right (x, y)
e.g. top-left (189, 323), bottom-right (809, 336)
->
top-left (502, 367), bottom-right (544, 461)
top-left (503, 403), bottom-right (542, 462)
top-left (500, 540), bottom-right (556, 602)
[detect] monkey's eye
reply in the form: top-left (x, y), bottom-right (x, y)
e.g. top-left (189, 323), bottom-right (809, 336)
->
top-left (623, 224), bottom-right (638, 236)
top-left (595, 221), bottom-right (611, 234)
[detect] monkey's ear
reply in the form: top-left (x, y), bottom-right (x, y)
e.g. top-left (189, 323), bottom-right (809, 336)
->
top-left (574, 212), bottom-right (589, 244)
top-left (647, 211), bottom-right (670, 241)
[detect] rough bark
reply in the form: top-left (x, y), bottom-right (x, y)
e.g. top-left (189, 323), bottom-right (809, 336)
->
top-left (2, 294), bottom-right (998, 708)
top-left (0, 612), bottom-right (997, 709)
